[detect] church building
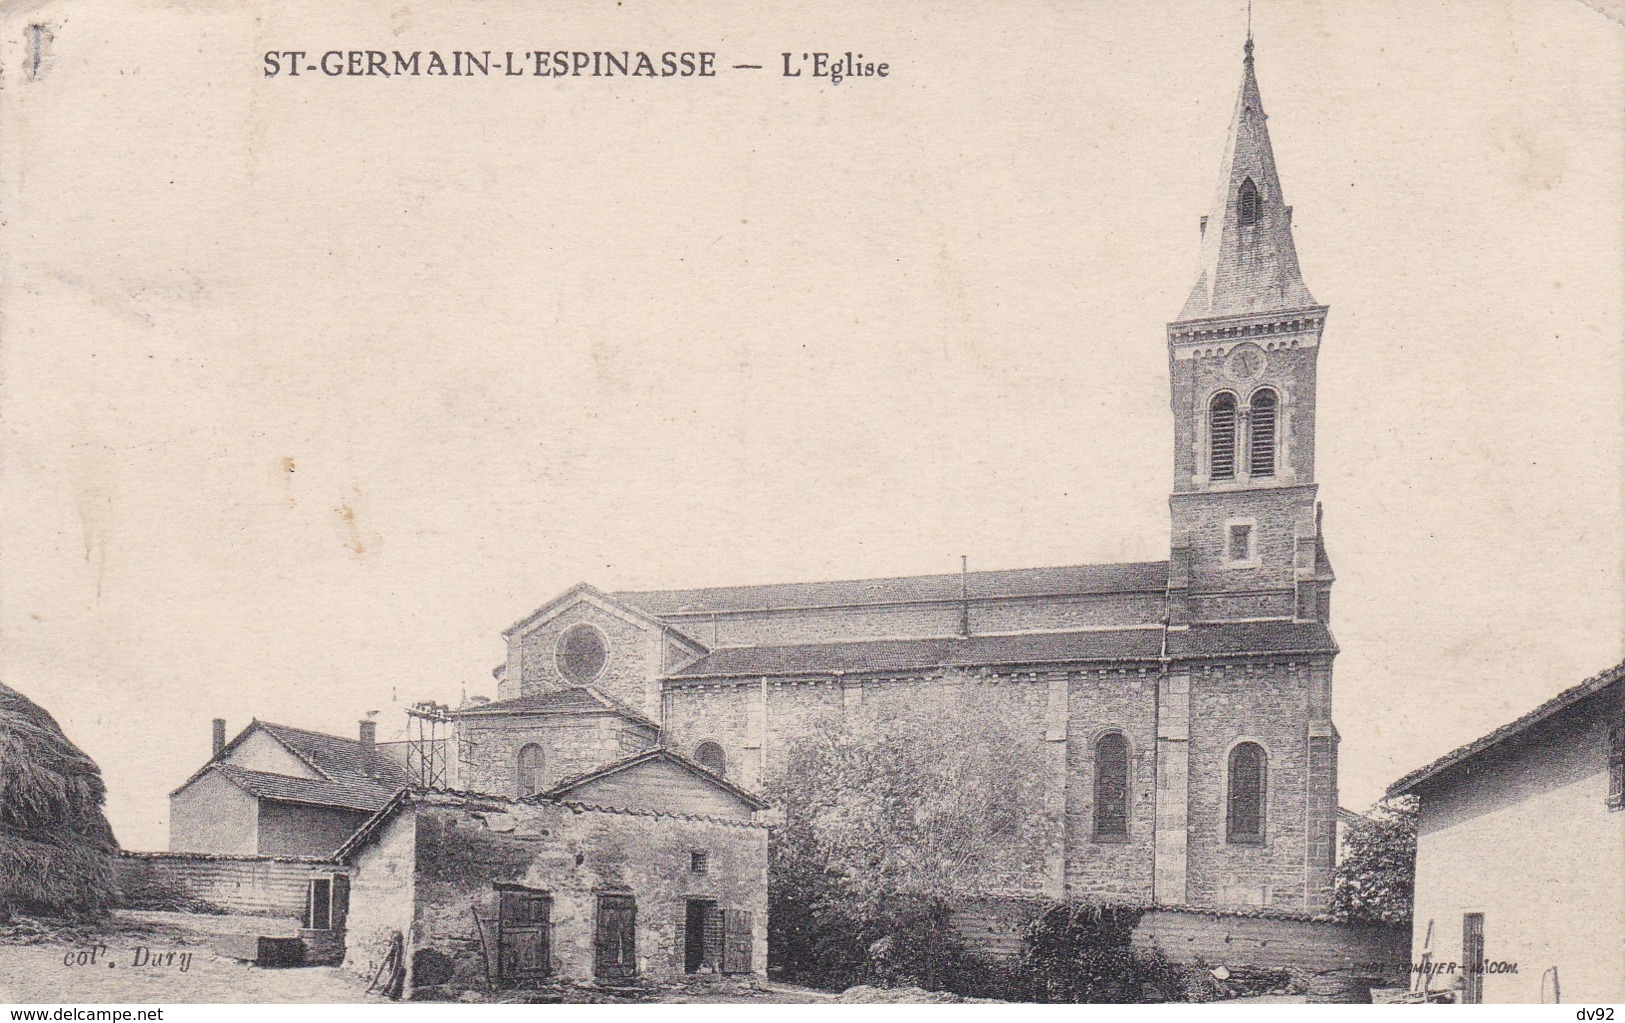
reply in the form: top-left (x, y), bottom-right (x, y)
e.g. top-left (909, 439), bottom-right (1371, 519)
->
top-left (440, 39), bottom-right (1341, 915)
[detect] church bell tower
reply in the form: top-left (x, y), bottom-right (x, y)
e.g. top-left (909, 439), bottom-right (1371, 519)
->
top-left (1166, 37), bottom-right (1333, 628)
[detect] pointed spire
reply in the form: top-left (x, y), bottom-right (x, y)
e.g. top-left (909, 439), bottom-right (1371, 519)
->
top-left (1177, 38), bottom-right (1316, 321)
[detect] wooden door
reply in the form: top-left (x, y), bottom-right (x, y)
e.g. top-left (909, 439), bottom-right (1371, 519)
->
top-left (595, 894), bottom-right (637, 980)
top-left (498, 890), bottom-right (552, 985)
top-left (721, 908), bottom-right (753, 975)
top-left (1461, 913), bottom-right (1485, 1004)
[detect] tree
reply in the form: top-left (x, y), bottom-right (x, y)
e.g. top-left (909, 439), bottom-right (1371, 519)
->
top-left (768, 674), bottom-right (1049, 914)
top-left (1332, 795), bottom-right (1418, 926)
top-left (764, 673), bottom-right (1049, 988)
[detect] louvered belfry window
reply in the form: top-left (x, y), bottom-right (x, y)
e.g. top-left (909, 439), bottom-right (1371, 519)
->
top-left (1227, 742), bottom-right (1267, 843)
top-left (1238, 177), bottom-right (1261, 226)
top-left (1249, 389), bottom-right (1278, 477)
top-left (1094, 732), bottom-right (1130, 838)
top-left (1210, 393), bottom-right (1238, 480)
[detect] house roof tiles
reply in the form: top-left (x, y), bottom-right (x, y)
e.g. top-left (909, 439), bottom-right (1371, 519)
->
top-left (452, 686), bottom-right (659, 729)
top-left (614, 561), bottom-right (1171, 618)
top-left (213, 764), bottom-right (401, 814)
top-left (1388, 659), bottom-right (1625, 797)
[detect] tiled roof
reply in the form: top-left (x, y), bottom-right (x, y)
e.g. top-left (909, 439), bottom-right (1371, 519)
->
top-left (452, 686), bottom-right (659, 729)
top-left (1389, 659), bottom-right (1625, 797)
top-left (213, 764), bottom-right (401, 814)
top-left (1167, 621), bottom-right (1338, 658)
top-left (615, 561), bottom-right (1170, 617)
top-left (258, 722), bottom-right (409, 787)
top-left (667, 628), bottom-right (1166, 680)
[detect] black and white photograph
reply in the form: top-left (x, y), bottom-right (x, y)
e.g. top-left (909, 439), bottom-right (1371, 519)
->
top-left (0, 0), bottom-right (1620, 1009)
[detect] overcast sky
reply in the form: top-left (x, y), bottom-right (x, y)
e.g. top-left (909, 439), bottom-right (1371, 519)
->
top-left (3, 0), bottom-right (1621, 850)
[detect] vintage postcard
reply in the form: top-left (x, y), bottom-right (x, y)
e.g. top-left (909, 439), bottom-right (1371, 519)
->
top-left (0, 0), bottom-right (1620, 1009)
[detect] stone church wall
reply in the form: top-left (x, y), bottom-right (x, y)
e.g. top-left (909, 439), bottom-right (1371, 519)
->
top-left (1184, 659), bottom-right (1333, 912)
top-left (1174, 484), bottom-right (1315, 605)
top-left (509, 601), bottom-right (658, 710)
top-left (458, 714), bottom-right (654, 798)
top-left (664, 658), bottom-right (1330, 913)
top-left (1063, 668), bottom-right (1160, 902)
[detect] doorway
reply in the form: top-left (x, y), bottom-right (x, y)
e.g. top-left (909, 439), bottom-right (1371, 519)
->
top-left (684, 899), bottom-right (722, 973)
top-left (595, 894), bottom-right (637, 981)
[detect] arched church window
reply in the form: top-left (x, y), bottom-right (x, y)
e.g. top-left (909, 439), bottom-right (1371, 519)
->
top-left (1237, 177), bottom-right (1261, 226)
top-left (694, 741), bottom-right (727, 778)
top-left (556, 623), bottom-right (608, 684)
top-left (1209, 393), bottom-right (1237, 480)
top-left (516, 743), bottom-right (545, 797)
top-left (1093, 732), bottom-right (1130, 838)
top-left (1249, 389), bottom-right (1277, 477)
top-left (1227, 742), bottom-right (1267, 843)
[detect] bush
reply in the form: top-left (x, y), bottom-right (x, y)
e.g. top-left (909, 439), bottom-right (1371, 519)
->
top-left (1332, 796), bottom-right (1417, 926)
top-left (1018, 901), bottom-right (1190, 1003)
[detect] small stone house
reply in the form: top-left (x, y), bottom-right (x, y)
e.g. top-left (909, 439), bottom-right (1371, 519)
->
top-left (335, 748), bottom-right (770, 997)
top-left (1389, 660), bottom-right (1625, 1003)
top-left (169, 718), bottom-right (406, 857)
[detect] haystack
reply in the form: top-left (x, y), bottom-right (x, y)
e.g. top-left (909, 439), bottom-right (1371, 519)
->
top-left (0, 682), bottom-right (118, 918)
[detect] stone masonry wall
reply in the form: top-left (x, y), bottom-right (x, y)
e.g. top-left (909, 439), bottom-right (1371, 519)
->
top-left (1064, 668), bottom-right (1160, 902)
top-left (405, 799), bottom-right (767, 992)
top-left (458, 713), bottom-right (655, 798)
top-left (1184, 659), bottom-right (1331, 912)
top-left (665, 659), bottom-right (1328, 914)
top-left (511, 601), bottom-right (660, 714)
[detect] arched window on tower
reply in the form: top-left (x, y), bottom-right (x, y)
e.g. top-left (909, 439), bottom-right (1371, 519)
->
top-left (1249, 389), bottom-right (1278, 477)
top-left (516, 743), bottom-right (545, 798)
top-left (1227, 742), bottom-right (1267, 843)
top-left (1237, 177), bottom-right (1261, 226)
top-left (694, 741), bottom-right (727, 779)
top-left (1093, 732), bottom-right (1130, 838)
top-left (1210, 393), bottom-right (1237, 480)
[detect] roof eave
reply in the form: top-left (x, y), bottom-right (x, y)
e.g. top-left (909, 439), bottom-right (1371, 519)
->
top-left (1388, 662), bottom-right (1624, 797)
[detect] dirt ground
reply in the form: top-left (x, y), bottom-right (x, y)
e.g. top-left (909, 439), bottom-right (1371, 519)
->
top-left (0, 913), bottom-right (839, 1005)
top-left (0, 912), bottom-right (380, 1004)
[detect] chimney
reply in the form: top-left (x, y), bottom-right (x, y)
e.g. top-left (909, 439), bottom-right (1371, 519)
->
top-left (359, 718), bottom-right (377, 777)
top-left (212, 718), bottom-right (226, 758)
top-left (1199, 215), bottom-right (1208, 238)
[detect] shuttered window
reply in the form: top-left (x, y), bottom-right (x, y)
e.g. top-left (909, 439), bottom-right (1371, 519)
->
top-left (1227, 742), bottom-right (1267, 843)
top-left (1609, 724), bottom-right (1623, 810)
top-left (1249, 389), bottom-right (1277, 477)
top-left (1210, 393), bottom-right (1237, 480)
top-left (1093, 732), bottom-right (1130, 838)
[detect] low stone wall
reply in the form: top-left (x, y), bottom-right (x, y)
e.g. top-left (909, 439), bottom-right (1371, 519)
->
top-left (116, 851), bottom-right (345, 919)
top-left (1133, 908), bottom-right (1409, 983)
top-left (950, 897), bottom-right (1409, 983)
